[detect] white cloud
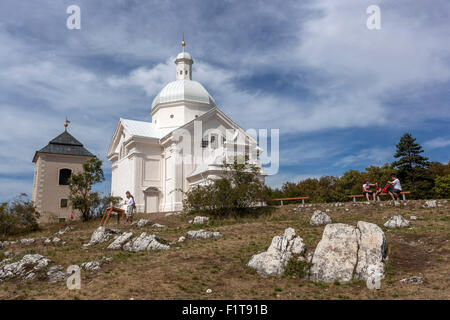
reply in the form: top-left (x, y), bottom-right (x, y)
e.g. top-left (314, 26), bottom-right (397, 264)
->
top-left (334, 147), bottom-right (394, 168)
top-left (423, 137), bottom-right (450, 150)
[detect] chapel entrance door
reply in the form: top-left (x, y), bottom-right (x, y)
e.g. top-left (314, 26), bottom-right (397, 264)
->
top-left (144, 188), bottom-right (159, 213)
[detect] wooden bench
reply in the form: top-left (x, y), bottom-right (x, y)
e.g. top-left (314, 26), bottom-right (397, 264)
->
top-left (348, 191), bottom-right (411, 202)
top-left (272, 196), bottom-right (310, 206)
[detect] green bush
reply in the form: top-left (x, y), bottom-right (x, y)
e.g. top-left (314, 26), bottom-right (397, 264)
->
top-left (0, 194), bottom-right (40, 238)
top-left (433, 175), bottom-right (450, 199)
top-left (183, 158), bottom-right (270, 216)
top-left (283, 256), bottom-right (310, 278)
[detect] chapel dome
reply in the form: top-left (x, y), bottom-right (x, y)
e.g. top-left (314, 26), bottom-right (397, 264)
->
top-left (151, 79), bottom-right (216, 109)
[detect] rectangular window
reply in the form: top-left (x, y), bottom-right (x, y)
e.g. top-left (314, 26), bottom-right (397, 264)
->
top-left (60, 199), bottom-right (68, 208)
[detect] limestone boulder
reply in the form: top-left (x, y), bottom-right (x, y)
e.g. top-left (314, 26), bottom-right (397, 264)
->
top-left (84, 227), bottom-right (122, 246)
top-left (123, 232), bottom-right (170, 251)
top-left (0, 254), bottom-right (51, 281)
top-left (384, 215), bottom-right (410, 229)
top-left (310, 210), bottom-right (332, 226)
top-left (355, 221), bottom-right (388, 281)
top-left (247, 228), bottom-right (306, 278)
top-left (309, 223), bottom-right (360, 284)
top-left (187, 230), bottom-right (222, 240)
top-left (108, 232), bottom-right (133, 250)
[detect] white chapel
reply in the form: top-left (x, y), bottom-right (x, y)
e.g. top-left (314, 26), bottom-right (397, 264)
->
top-left (107, 40), bottom-right (264, 213)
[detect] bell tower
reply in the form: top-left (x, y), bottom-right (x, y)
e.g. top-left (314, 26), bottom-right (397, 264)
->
top-left (175, 33), bottom-right (193, 80)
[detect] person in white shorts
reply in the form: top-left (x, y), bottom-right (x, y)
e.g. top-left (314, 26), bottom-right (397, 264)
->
top-left (388, 175), bottom-right (402, 201)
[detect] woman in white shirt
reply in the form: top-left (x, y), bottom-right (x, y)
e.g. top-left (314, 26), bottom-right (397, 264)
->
top-left (125, 191), bottom-right (135, 223)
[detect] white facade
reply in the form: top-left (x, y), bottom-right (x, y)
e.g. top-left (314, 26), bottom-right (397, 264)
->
top-left (107, 48), bottom-right (264, 213)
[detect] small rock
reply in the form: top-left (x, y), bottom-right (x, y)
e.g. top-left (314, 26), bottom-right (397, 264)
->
top-left (152, 223), bottom-right (166, 228)
top-left (132, 219), bottom-right (150, 228)
top-left (101, 256), bottom-right (113, 263)
top-left (20, 238), bottom-right (35, 245)
top-left (178, 236), bottom-right (186, 243)
top-left (189, 216), bottom-right (210, 225)
top-left (384, 215), bottom-right (410, 229)
top-left (310, 210), bottom-right (332, 226)
top-left (206, 289), bottom-right (212, 294)
top-left (52, 237), bottom-right (61, 244)
top-left (423, 200), bottom-right (437, 208)
top-left (400, 276), bottom-right (424, 284)
top-left (187, 230), bottom-right (222, 240)
top-left (81, 261), bottom-right (102, 272)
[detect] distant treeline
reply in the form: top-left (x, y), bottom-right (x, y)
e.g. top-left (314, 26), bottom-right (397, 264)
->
top-left (267, 134), bottom-right (450, 202)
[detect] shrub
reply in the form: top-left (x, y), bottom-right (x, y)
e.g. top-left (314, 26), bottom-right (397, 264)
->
top-left (0, 194), bottom-right (39, 238)
top-left (183, 158), bottom-right (270, 216)
top-left (283, 256), bottom-right (310, 278)
top-left (433, 175), bottom-right (450, 199)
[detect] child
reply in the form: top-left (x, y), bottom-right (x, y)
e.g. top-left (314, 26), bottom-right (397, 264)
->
top-left (375, 183), bottom-right (395, 201)
top-left (125, 191), bottom-right (135, 223)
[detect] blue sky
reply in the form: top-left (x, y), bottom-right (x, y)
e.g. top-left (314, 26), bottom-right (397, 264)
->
top-left (0, 0), bottom-right (449, 201)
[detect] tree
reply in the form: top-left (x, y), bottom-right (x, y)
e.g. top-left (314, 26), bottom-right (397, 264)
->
top-left (433, 175), bottom-right (450, 199)
top-left (392, 133), bottom-right (431, 197)
top-left (68, 157), bottom-right (104, 221)
top-left (0, 194), bottom-right (39, 238)
top-left (183, 157), bottom-right (269, 216)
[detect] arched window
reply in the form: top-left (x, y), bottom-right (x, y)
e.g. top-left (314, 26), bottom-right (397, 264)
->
top-left (185, 70), bottom-right (188, 75)
top-left (59, 169), bottom-right (72, 185)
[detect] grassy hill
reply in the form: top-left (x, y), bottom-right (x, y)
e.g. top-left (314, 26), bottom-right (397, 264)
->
top-left (0, 200), bottom-right (449, 300)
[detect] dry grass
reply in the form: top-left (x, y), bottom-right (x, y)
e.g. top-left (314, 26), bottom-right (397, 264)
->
top-left (0, 200), bottom-right (449, 300)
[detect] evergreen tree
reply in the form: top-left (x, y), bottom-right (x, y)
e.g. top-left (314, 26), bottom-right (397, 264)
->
top-left (392, 133), bottom-right (431, 197)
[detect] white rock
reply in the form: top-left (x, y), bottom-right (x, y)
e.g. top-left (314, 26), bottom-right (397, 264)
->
top-left (310, 210), bottom-right (332, 226)
top-left (0, 254), bottom-right (51, 281)
top-left (178, 236), bottom-right (186, 243)
top-left (44, 238), bottom-right (52, 244)
top-left (82, 261), bottom-right (102, 272)
top-left (102, 256), bottom-right (113, 263)
top-left (52, 237), bottom-right (61, 244)
top-left (47, 265), bottom-right (69, 282)
top-left (123, 232), bottom-right (170, 251)
top-left (20, 238), bottom-right (35, 245)
top-left (107, 232), bottom-right (133, 250)
top-left (384, 215), bottom-right (410, 229)
top-left (206, 289), bottom-right (212, 294)
top-left (247, 228), bottom-right (306, 278)
top-left (133, 219), bottom-right (150, 228)
top-left (152, 223), bottom-right (166, 228)
top-left (310, 223), bottom-right (360, 284)
top-left (400, 276), bottom-right (424, 284)
top-left (57, 226), bottom-right (74, 235)
top-left (189, 216), bottom-right (210, 225)
top-left (423, 200), bottom-right (437, 208)
top-left (187, 230), bottom-right (222, 240)
top-left (355, 221), bottom-right (388, 281)
top-left (84, 227), bottom-right (122, 246)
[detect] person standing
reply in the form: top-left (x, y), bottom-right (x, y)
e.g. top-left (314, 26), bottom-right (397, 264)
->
top-left (125, 191), bottom-right (135, 223)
